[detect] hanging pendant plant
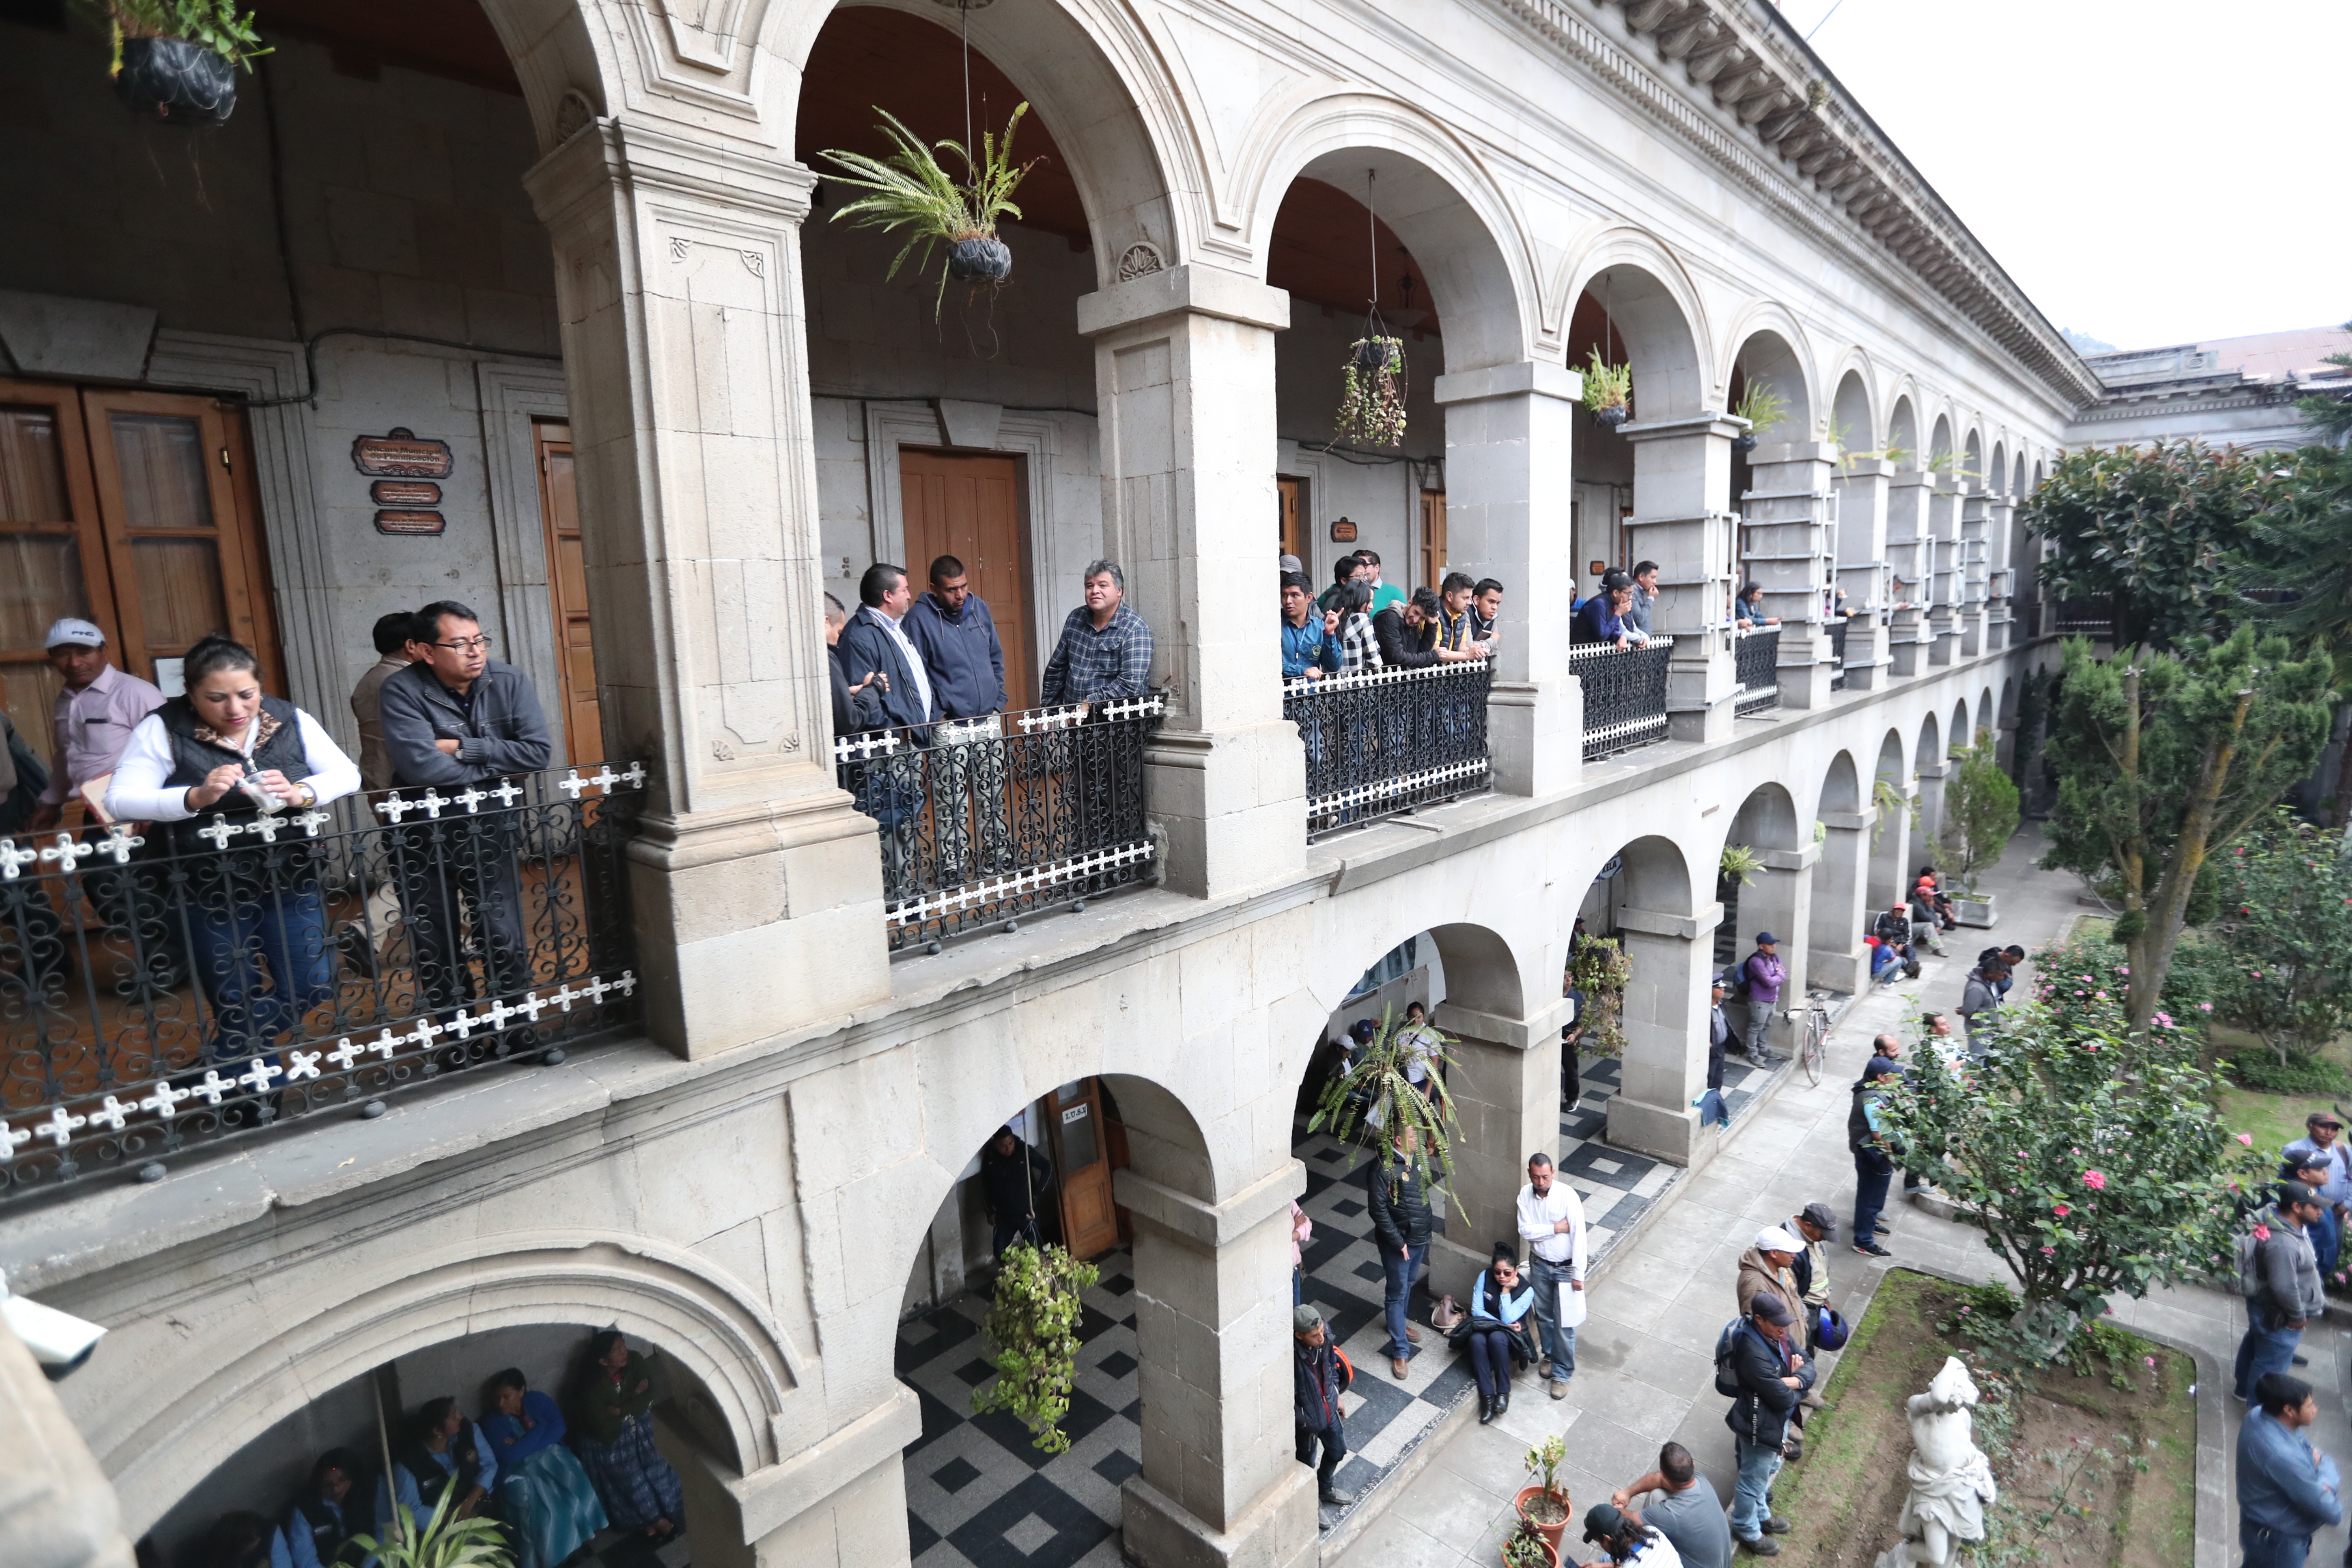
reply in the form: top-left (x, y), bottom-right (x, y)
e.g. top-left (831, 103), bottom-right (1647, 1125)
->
top-left (1336, 330), bottom-right (1408, 447)
top-left (971, 1240), bottom-right (1100, 1454)
top-left (1583, 347), bottom-right (1633, 430)
top-left (90, 0), bottom-right (269, 126)
top-left (1731, 382), bottom-right (1789, 455)
top-left (819, 102), bottom-right (1041, 320)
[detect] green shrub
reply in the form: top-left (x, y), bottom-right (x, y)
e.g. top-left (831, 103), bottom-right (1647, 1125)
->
top-left (2228, 1051), bottom-right (2349, 1095)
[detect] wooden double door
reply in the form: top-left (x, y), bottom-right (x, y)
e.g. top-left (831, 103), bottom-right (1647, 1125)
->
top-left (0, 380), bottom-right (281, 769)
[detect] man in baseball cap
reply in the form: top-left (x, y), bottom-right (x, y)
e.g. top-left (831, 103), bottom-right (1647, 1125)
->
top-left (2236, 1180), bottom-right (2329, 1402)
top-left (1578, 1502), bottom-right (1677, 1565)
top-left (1788, 1204), bottom-right (1838, 1401)
top-left (1293, 1303), bottom-right (1354, 1512)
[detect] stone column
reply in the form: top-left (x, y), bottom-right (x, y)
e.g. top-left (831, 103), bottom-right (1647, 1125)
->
top-left (1077, 267), bottom-right (1306, 898)
top-left (1115, 1163), bottom-right (1318, 1568)
top-left (1909, 762), bottom-right (1948, 884)
top-left (1927, 481), bottom-right (1961, 667)
top-left (1885, 470), bottom-right (1933, 678)
top-left (1605, 899), bottom-right (1724, 1167)
top-left (1736, 846), bottom-right (1817, 1049)
top-left (1809, 807), bottom-right (1877, 992)
top-left (1434, 995), bottom-right (1574, 1256)
top-left (1959, 488), bottom-right (1991, 657)
top-left (656, 1397), bottom-right (920, 1568)
top-left (1742, 442), bottom-right (1838, 710)
top-left (1436, 362), bottom-right (1583, 795)
top-left (523, 122), bottom-right (891, 1058)
top-left (1831, 457), bottom-right (1892, 690)
top-left (1985, 494), bottom-right (2015, 650)
top-left (1622, 415), bottom-right (1742, 743)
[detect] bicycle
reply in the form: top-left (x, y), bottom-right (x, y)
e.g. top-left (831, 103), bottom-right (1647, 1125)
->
top-left (1796, 996), bottom-right (1831, 1087)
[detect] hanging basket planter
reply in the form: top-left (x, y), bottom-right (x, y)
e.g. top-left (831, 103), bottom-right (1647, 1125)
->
top-left (1594, 404), bottom-right (1630, 431)
top-left (1581, 348), bottom-right (1634, 432)
top-left (1335, 334), bottom-right (1408, 447)
top-left (1730, 381), bottom-right (1789, 457)
top-left (100, 3), bottom-right (269, 127)
top-left (820, 102), bottom-right (1041, 321)
top-left (1732, 430), bottom-right (1759, 454)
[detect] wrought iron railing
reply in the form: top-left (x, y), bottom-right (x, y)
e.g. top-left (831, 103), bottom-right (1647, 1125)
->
top-left (2, 765), bottom-right (643, 1200)
top-left (835, 697), bottom-right (1163, 949)
top-left (1570, 636), bottom-right (1674, 761)
top-left (1735, 626), bottom-right (1781, 715)
top-left (2053, 599), bottom-right (2115, 639)
top-left (1285, 662), bottom-right (1492, 838)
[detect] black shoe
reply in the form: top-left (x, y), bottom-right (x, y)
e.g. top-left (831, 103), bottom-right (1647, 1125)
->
top-left (1875, 1219), bottom-right (1892, 1235)
top-left (1782, 1439), bottom-right (1804, 1462)
top-left (1854, 1241), bottom-right (1891, 1258)
top-left (1762, 1517), bottom-right (1794, 1535)
top-left (1478, 1395), bottom-right (1496, 1425)
top-left (1319, 1486), bottom-right (1355, 1508)
top-left (2294, 1354), bottom-right (2312, 1367)
top-left (1737, 1537), bottom-right (1781, 1557)
top-left (1496, 1389), bottom-right (1511, 1416)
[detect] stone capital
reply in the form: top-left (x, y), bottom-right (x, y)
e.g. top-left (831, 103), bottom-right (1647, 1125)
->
top-left (1760, 843), bottom-right (1822, 872)
top-left (1433, 993), bottom-right (1578, 1051)
top-left (1114, 1161), bottom-right (1302, 1251)
top-left (1432, 360), bottom-right (1582, 407)
top-left (1819, 808), bottom-right (1878, 832)
top-left (524, 117), bottom-right (816, 238)
top-left (1615, 901), bottom-right (1724, 941)
top-left (1750, 440), bottom-right (1840, 466)
top-left (1621, 411), bottom-right (1746, 444)
top-left (1075, 264), bottom-right (1290, 338)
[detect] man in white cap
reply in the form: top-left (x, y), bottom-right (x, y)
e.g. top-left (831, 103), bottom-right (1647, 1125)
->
top-left (29, 619), bottom-right (166, 831)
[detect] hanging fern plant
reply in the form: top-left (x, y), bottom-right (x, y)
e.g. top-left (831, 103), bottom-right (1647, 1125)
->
top-left (819, 103), bottom-right (1041, 320)
top-left (1567, 936), bottom-right (1633, 1058)
top-left (1307, 1004), bottom-right (1465, 1219)
top-left (972, 1240), bottom-right (1100, 1453)
top-left (1719, 842), bottom-right (1766, 888)
top-left (1582, 347), bottom-right (1634, 429)
top-left (1335, 333), bottom-right (1408, 447)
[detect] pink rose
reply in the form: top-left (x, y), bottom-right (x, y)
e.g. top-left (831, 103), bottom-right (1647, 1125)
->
top-left (2082, 1171), bottom-right (2107, 1190)
top-left (2053, 1203), bottom-right (2070, 1217)
top-left (2255, 1223), bottom-right (2273, 1242)
top-left (2238, 1133), bottom-right (2254, 1145)
top-left (2039, 1245), bottom-right (2056, 1255)
top-left (2144, 1355), bottom-right (2156, 1368)
top-left (2200, 1002), bottom-right (2214, 1012)
top-left (2094, 990), bottom-right (2109, 1000)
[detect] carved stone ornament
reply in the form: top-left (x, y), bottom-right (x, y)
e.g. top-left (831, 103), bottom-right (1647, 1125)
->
top-left (1116, 242), bottom-right (1165, 282)
top-left (554, 89), bottom-right (596, 143)
top-left (1873, 1356), bottom-right (1998, 1568)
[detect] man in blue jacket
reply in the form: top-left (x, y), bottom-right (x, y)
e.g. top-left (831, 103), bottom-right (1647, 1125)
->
top-left (837, 563), bottom-right (937, 734)
top-left (905, 555), bottom-right (1008, 717)
top-left (1280, 573), bottom-right (1341, 680)
top-left (2238, 1373), bottom-right (2341, 1568)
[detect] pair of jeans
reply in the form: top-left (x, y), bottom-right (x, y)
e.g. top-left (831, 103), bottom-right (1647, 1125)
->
top-left (1853, 1146), bottom-right (1894, 1244)
top-left (1744, 1005), bottom-right (1775, 1059)
top-left (1528, 1256), bottom-right (1578, 1382)
top-left (1382, 1241), bottom-right (1428, 1359)
top-left (186, 881), bottom-right (334, 1063)
top-left (2238, 1521), bottom-right (2313, 1568)
top-left (1294, 1423), bottom-right (1345, 1489)
top-left (1730, 1433), bottom-right (1784, 1539)
top-left (1466, 1327), bottom-right (1518, 1399)
top-left (2236, 1298), bottom-right (2306, 1400)
top-left (2309, 1208), bottom-right (2341, 1284)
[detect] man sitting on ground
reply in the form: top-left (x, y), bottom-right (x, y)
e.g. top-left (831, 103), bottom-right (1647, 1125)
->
top-left (1609, 1442), bottom-right (1730, 1568)
top-left (1871, 904), bottom-right (1923, 975)
top-left (1576, 1503), bottom-right (1685, 1568)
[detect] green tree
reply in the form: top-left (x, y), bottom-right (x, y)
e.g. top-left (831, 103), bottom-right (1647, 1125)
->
top-left (1939, 727), bottom-right (2020, 893)
top-left (2023, 440), bottom-right (2267, 650)
top-left (1880, 994), bottom-right (2269, 1358)
top-left (2208, 808), bottom-right (2352, 1065)
top-left (2040, 630), bottom-right (2333, 1034)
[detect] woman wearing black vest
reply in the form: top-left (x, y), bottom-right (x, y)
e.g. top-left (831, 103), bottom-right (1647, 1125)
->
top-left (108, 635), bottom-right (360, 1063)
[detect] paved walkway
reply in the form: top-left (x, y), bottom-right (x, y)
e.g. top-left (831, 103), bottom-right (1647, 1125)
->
top-left (1333, 825), bottom-right (2335, 1568)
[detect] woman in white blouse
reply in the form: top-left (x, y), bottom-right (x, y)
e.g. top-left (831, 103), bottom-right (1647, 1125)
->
top-left (109, 635), bottom-right (360, 1062)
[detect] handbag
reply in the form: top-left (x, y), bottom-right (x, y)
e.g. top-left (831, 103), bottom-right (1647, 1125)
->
top-left (1430, 1293), bottom-right (1464, 1333)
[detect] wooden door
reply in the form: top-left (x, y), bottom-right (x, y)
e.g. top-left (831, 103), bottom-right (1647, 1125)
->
top-left (1277, 474), bottom-right (1306, 564)
top-left (1046, 1078), bottom-right (1120, 1259)
top-left (535, 421), bottom-right (602, 765)
top-left (1419, 488), bottom-right (1447, 590)
top-left (899, 449), bottom-right (1031, 707)
top-left (0, 380), bottom-right (120, 767)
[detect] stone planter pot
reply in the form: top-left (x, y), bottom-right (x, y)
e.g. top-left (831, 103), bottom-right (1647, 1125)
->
top-left (115, 37), bottom-right (238, 126)
top-left (1593, 404), bottom-right (1630, 430)
top-left (1514, 1486), bottom-right (1571, 1553)
top-left (1954, 892), bottom-right (1997, 928)
top-left (946, 235), bottom-right (1012, 282)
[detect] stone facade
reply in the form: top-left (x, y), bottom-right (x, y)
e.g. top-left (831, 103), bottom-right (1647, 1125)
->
top-left (0, 0), bottom-right (2091, 1565)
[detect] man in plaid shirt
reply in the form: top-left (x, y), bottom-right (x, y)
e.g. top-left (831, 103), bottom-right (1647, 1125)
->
top-left (1041, 559), bottom-right (1155, 715)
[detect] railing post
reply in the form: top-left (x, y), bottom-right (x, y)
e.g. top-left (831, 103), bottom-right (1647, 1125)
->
top-left (1077, 268), bottom-right (1306, 896)
top-left (1832, 456), bottom-right (1893, 689)
top-left (524, 125), bottom-right (890, 1059)
top-left (1885, 470), bottom-right (1935, 677)
top-left (1433, 361), bottom-right (1583, 796)
top-left (1622, 414), bottom-right (1744, 743)
top-left (1742, 441), bottom-right (1838, 710)
top-left (1927, 478), bottom-right (1962, 667)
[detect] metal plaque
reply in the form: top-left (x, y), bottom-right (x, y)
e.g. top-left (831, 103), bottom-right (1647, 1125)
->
top-left (374, 509), bottom-right (447, 536)
top-left (370, 479), bottom-right (443, 507)
top-left (352, 428), bottom-right (454, 479)
top-left (1329, 518), bottom-right (1358, 543)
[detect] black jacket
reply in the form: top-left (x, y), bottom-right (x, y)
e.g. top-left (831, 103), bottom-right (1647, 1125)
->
top-left (1371, 606), bottom-right (1441, 669)
top-left (836, 606), bottom-right (935, 732)
top-left (1294, 1338), bottom-right (1347, 1432)
top-left (1367, 1159), bottom-right (1434, 1250)
top-left (377, 660), bottom-right (553, 787)
top-left (1872, 909), bottom-right (1914, 948)
top-left (979, 1136), bottom-right (1054, 1223)
top-left (1724, 1319), bottom-right (1808, 1447)
top-left (829, 643), bottom-right (884, 737)
top-left (1847, 1080), bottom-right (1891, 1155)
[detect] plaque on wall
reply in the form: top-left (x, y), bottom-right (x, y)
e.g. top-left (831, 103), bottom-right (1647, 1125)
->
top-left (374, 510), bottom-right (447, 536)
top-left (371, 479), bottom-right (443, 507)
top-left (1329, 517), bottom-right (1358, 543)
top-left (352, 428), bottom-right (454, 478)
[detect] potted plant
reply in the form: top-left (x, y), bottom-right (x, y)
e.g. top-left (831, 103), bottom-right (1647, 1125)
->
top-left (1731, 382), bottom-right (1790, 455)
top-left (1938, 727), bottom-right (2019, 926)
top-left (349, 1478), bottom-right (513, 1568)
top-left (820, 102), bottom-right (1041, 319)
top-left (93, 0), bottom-right (268, 126)
top-left (1335, 334), bottom-right (1408, 447)
top-left (1566, 936), bottom-right (1633, 1058)
top-left (1718, 842), bottom-right (1765, 891)
top-left (1582, 348), bottom-right (1633, 430)
top-left (1502, 1515), bottom-right (1560, 1568)
top-left (1307, 1005), bottom-right (1464, 1215)
top-left (970, 1238), bottom-right (1101, 1453)
top-left (1514, 1435), bottom-right (1572, 1550)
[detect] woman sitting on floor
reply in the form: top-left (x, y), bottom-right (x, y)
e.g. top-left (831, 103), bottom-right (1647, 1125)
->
top-left (1454, 1242), bottom-right (1539, 1424)
top-left (482, 1368), bottom-right (606, 1568)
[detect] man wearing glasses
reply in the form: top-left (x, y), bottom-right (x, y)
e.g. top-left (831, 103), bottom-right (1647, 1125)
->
top-left (378, 601), bottom-right (553, 1042)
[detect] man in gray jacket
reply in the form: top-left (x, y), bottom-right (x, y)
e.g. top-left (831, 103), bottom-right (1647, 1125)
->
top-left (1956, 957), bottom-right (2008, 1059)
top-left (378, 600), bottom-right (554, 1027)
top-left (2236, 1181), bottom-right (2329, 1403)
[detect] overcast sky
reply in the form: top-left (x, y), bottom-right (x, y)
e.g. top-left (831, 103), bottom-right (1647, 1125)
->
top-left (1774, 0), bottom-right (2348, 352)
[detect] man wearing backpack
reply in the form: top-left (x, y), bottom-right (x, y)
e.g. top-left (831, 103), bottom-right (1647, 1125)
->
top-left (1718, 1294), bottom-right (1810, 1556)
top-left (1847, 1059), bottom-right (1898, 1259)
top-left (1292, 1305), bottom-right (1356, 1513)
top-left (2236, 1181), bottom-right (2329, 1403)
top-left (1739, 933), bottom-right (1787, 1067)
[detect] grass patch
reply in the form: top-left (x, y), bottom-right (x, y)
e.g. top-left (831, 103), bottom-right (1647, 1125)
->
top-left (1768, 1270), bottom-right (2195, 1568)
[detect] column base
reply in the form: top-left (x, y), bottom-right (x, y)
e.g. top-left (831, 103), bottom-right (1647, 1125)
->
top-left (1887, 638), bottom-right (1927, 677)
top-left (1810, 948), bottom-right (1864, 992)
top-left (628, 790), bottom-right (892, 1059)
top-left (1488, 678), bottom-right (1580, 797)
top-left (1122, 1468), bottom-right (1317, 1568)
top-left (1775, 658), bottom-right (1835, 711)
top-left (1145, 722), bottom-right (1307, 898)
top-left (1929, 624), bottom-right (1959, 667)
top-left (1605, 1093), bottom-right (1711, 1167)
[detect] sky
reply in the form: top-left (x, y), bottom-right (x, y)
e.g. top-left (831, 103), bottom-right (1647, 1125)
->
top-left (1772, 0), bottom-right (2348, 352)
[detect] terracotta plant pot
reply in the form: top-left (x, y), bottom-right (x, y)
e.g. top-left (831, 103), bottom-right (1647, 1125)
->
top-left (1500, 1528), bottom-right (1562, 1568)
top-left (1514, 1485), bottom-right (1572, 1552)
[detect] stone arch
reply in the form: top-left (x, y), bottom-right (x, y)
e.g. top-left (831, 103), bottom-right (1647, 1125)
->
top-left (1822, 749), bottom-right (1861, 813)
top-left (1306, 913), bottom-right (1535, 1022)
top-left (112, 1233), bottom-right (801, 1537)
top-left (1809, 750), bottom-right (1870, 992)
top-left (1929, 412), bottom-right (1955, 466)
top-left (1720, 305), bottom-right (1819, 442)
top-left (1918, 708), bottom-right (1942, 768)
top-left (1235, 92), bottom-right (1541, 370)
top-left (1595, 833), bottom-right (1709, 1164)
top-left (2014, 453), bottom-right (2029, 497)
top-left (1975, 685), bottom-right (1996, 748)
top-left (1556, 228), bottom-right (1713, 419)
top-left (1990, 440), bottom-right (2008, 497)
top-left (1963, 426), bottom-right (1984, 489)
top-left (1951, 698), bottom-right (1970, 751)
top-left (1870, 726), bottom-right (1911, 910)
top-left (1887, 391), bottom-right (1921, 465)
top-left (1722, 780), bottom-right (1804, 860)
top-left (1831, 363), bottom-right (1877, 453)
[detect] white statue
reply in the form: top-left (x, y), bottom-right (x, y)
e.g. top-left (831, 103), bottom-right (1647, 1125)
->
top-left (1873, 1355), bottom-right (1999, 1568)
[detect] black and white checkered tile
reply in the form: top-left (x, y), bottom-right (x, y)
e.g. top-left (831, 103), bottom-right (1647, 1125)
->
top-left (891, 1037), bottom-right (1809, 1567)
